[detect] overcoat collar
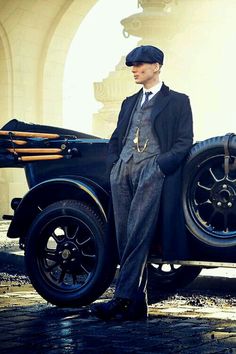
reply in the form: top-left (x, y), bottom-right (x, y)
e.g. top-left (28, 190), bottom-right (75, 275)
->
top-left (125, 83), bottom-right (171, 119)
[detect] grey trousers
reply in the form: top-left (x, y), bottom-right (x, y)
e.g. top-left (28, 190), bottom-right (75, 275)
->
top-left (110, 155), bottom-right (165, 299)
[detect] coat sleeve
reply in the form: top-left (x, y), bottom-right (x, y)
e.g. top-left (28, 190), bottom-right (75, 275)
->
top-left (157, 96), bottom-right (193, 175)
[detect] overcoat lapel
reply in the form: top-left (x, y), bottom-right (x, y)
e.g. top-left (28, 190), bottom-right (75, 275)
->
top-left (124, 90), bottom-right (141, 118)
top-left (121, 90), bottom-right (142, 138)
top-left (150, 84), bottom-right (171, 124)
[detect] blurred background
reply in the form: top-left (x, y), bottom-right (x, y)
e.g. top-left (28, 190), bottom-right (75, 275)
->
top-left (0, 0), bottom-right (236, 214)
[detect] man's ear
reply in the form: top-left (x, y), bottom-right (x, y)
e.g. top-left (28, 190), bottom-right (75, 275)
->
top-left (154, 63), bottom-right (161, 72)
top-left (157, 63), bottom-right (162, 73)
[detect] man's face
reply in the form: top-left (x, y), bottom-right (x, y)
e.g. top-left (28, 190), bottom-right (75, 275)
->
top-left (131, 62), bottom-right (159, 86)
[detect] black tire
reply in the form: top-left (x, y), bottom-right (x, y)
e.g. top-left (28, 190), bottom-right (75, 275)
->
top-left (25, 200), bottom-right (117, 307)
top-left (183, 136), bottom-right (236, 248)
top-left (147, 264), bottom-right (202, 303)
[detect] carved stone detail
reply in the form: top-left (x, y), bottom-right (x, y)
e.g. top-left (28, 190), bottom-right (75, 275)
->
top-left (92, 0), bottom-right (177, 137)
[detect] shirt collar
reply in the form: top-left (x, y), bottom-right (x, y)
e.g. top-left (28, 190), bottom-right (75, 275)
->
top-left (143, 81), bottom-right (163, 96)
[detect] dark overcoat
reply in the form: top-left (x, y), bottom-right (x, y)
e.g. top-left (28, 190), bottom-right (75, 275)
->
top-left (107, 83), bottom-right (193, 260)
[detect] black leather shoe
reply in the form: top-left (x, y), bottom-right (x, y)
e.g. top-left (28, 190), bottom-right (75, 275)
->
top-left (90, 297), bottom-right (148, 321)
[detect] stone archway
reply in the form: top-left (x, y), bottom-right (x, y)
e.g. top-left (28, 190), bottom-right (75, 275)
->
top-left (39, 0), bottom-right (97, 127)
top-left (0, 22), bottom-right (13, 124)
top-left (0, 0), bottom-right (98, 215)
top-left (0, 23), bottom-right (14, 217)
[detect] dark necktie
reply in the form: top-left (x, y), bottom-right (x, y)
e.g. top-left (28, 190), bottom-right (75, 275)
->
top-left (142, 91), bottom-right (152, 106)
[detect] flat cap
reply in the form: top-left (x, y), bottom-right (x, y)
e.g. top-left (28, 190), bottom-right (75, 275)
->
top-left (126, 45), bottom-right (164, 66)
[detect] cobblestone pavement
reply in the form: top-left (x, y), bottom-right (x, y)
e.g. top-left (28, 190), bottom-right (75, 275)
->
top-left (0, 221), bottom-right (236, 353)
top-left (0, 278), bottom-right (236, 354)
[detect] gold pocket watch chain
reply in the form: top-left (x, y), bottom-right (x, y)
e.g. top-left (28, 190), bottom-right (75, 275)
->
top-left (133, 127), bottom-right (149, 153)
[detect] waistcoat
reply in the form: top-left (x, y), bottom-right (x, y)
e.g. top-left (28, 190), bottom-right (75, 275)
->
top-left (120, 92), bottom-right (161, 163)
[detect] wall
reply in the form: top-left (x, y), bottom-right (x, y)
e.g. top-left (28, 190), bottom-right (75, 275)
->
top-left (0, 0), bottom-right (97, 215)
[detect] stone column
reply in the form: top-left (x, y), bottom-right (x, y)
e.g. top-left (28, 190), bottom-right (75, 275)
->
top-left (122, 0), bottom-right (178, 46)
top-left (93, 58), bottom-right (136, 138)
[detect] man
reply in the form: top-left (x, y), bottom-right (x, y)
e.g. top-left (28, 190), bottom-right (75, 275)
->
top-left (91, 45), bottom-right (193, 320)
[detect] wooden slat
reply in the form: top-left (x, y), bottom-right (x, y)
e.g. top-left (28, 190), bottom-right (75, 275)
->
top-left (18, 155), bottom-right (64, 161)
top-left (0, 130), bottom-right (60, 139)
top-left (12, 140), bottom-right (27, 145)
top-left (8, 148), bottom-right (62, 154)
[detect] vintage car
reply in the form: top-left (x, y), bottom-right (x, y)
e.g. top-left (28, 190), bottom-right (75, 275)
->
top-left (1, 119), bottom-right (236, 306)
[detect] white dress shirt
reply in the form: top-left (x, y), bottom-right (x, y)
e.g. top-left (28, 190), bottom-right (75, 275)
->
top-left (141, 81), bottom-right (163, 106)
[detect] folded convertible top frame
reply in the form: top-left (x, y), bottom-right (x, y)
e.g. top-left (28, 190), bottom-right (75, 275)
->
top-left (0, 130), bottom-right (76, 162)
top-left (0, 130), bottom-right (60, 139)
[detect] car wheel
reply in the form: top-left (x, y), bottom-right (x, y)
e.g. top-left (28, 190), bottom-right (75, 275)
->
top-left (183, 136), bottom-right (236, 247)
top-left (147, 263), bottom-right (202, 303)
top-left (25, 200), bottom-right (117, 307)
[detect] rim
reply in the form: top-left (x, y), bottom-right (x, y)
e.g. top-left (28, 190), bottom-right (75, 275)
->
top-left (37, 215), bottom-right (98, 293)
top-left (150, 263), bottom-right (182, 278)
top-left (187, 154), bottom-right (236, 244)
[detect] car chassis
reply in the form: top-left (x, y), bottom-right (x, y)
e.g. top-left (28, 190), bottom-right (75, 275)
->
top-left (1, 119), bottom-right (235, 306)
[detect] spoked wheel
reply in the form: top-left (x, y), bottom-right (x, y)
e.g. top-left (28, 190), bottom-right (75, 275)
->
top-left (147, 263), bottom-right (202, 304)
top-left (25, 200), bottom-right (117, 307)
top-left (148, 263), bottom-right (202, 291)
top-left (183, 136), bottom-right (236, 247)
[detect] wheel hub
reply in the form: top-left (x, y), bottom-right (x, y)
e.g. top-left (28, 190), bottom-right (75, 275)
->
top-left (211, 181), bottom-right (236, 209)
top-left (57, 242), bottom-right (80, 267)
top-left (61, 249), bottom-right (71, 260)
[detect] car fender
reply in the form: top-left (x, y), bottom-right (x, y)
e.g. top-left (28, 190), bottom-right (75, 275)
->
top-left (8, 177), bottom-right (108, 239)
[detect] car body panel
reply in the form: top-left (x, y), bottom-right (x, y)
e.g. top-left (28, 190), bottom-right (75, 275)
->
top-left (0, 120), bottom-right (235, 267)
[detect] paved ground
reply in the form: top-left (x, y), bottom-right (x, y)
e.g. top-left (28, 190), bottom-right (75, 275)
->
top-left (0, 282), bottom-right (236, 354)
top-left (0, 221), bottom-right (236, 353)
